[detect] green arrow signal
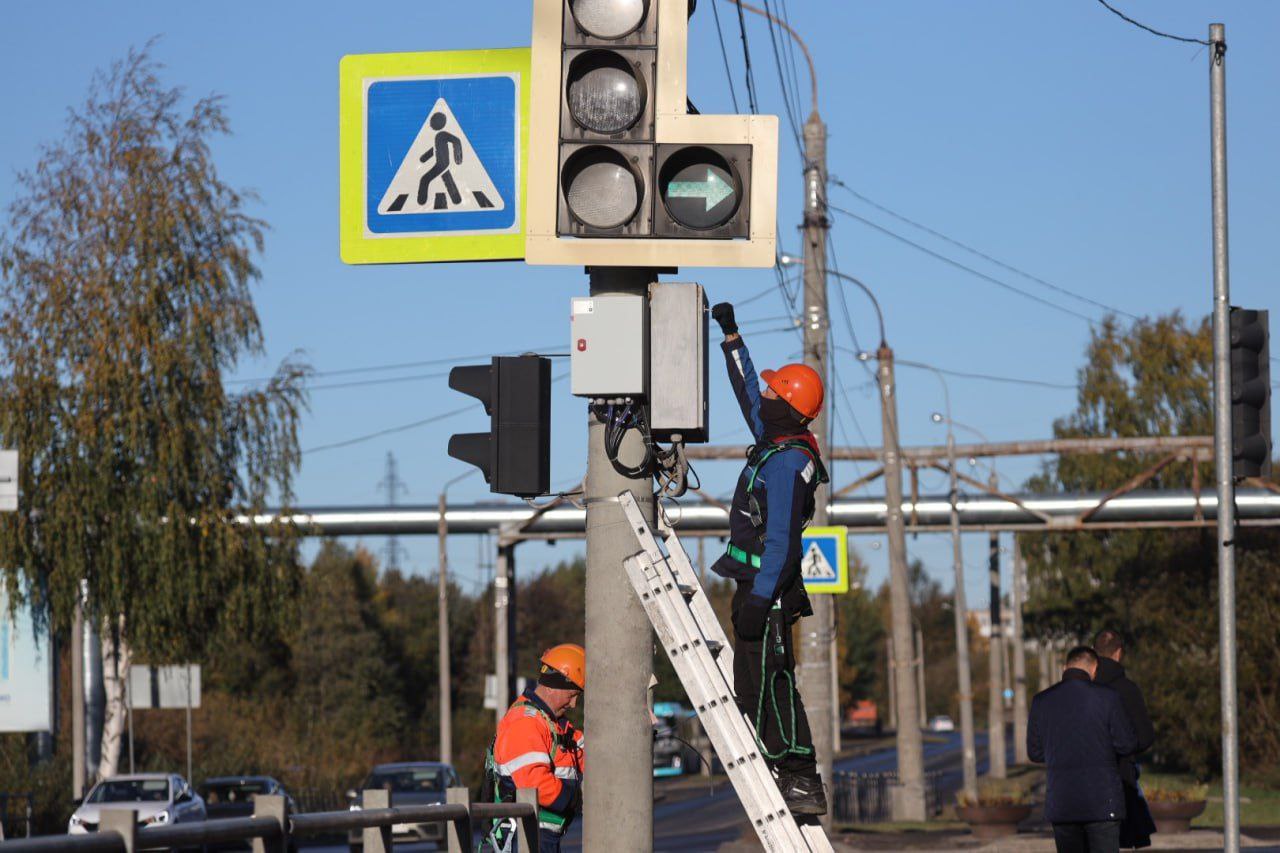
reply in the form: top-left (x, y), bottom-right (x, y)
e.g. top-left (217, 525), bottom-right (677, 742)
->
top-left (667, 169), bottom-right (734, 212)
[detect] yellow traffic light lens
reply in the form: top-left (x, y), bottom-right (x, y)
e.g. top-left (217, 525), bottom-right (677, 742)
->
top-left (562, 147), bottom-right (643, 229)
top-left (567, 52), bottom-right (645, 134)
top-left (570, 0), bottom-right (647, 40)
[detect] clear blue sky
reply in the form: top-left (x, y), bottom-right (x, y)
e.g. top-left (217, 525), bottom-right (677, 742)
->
top-left (2, 1), bottom-right (1277, 608)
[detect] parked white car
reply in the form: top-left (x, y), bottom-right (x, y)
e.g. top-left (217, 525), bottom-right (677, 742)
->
top-left (69, 773), bottom-right (206, 834)
top-left (928, 715), bottom-right (956, 732)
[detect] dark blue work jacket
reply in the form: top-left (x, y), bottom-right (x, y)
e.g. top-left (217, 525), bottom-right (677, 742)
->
top-left (1027, 668), bottom-right (1138, 824)
top-left (709, 338), bottom-right (826, 616)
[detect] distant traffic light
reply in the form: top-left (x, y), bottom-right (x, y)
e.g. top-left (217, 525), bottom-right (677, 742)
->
top-left (1229, 307), bottom-right (1271, 479)
top-left (448, 356), bottom-right (551, 497)
top-left (526, 0), bottom-right (777, 267)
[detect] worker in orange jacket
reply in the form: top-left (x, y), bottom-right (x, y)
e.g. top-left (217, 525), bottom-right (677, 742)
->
top-left (483, 644), bottom-right (585, 852)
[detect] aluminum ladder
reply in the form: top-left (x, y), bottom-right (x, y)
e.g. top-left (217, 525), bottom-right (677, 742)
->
top-left (619, 491), bottom-right (835, 853)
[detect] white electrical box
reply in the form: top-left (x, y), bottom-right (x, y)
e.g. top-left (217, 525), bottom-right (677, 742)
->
top-left (649, 283), bottom-right (708, 442)
top-left (570, 295), bottom-right (648, 398)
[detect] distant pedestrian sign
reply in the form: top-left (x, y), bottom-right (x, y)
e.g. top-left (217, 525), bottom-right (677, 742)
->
top-left (801, 526), bottom-right (849, 594)
top-left (339, 49), bottom-right (530, 264)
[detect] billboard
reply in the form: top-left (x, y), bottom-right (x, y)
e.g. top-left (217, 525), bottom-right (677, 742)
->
top-left (0, 587), bottom-right (53, 732)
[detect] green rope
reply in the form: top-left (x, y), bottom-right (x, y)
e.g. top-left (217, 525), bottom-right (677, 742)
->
top-left (753, 605), bottom-right (814, 760)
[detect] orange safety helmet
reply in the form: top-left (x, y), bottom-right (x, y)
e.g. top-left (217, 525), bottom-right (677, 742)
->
top-left (540, 643), bottom-right (586, 691)
top-left (760, 363), bottom-right (825, 420)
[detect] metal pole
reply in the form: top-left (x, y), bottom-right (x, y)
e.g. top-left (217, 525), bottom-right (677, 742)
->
top-left (797, 110), bottom-right (836, 820)
top-left (944, 417), bottom-right (978, 797)
top-left (1209, 22), bottom-right (1240, 853)
top-left (914, 624), bottom-right (927, 730)
top-left (72, 600), bottom-right (85, 800)
top-left (987, 518), bottom-right (1006, 779)
top-left (494, 541), bottom-right (512, 727)
top-left (127, 682), bottom-right (134, 775)
top-left (1011, 538), bottom-right (1029, 765)
top-left (583, 267), bottom-right (654, 852)
top-left (438, 490), bottom-right (452, 765)
top-left (185, 664), bottom-right (193, 783)
top-left (878, 347), bottom-right (926, 819)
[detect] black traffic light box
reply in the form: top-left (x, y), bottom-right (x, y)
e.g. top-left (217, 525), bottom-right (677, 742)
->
top-left (1230, 307), bottom-right (1271, 479)
top-left (448, 356), bottom-right (551, 497)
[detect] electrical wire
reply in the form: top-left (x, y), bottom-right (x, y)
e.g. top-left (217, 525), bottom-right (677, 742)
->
top-left (830, 179), bottom-right (1138, 321)
top-left (1092, 0), bottom-right (1210, 46)
top-left (709, 0), bottom-right (741, 113)
top-left (229, 343), bottom-right (560, 386)
top-left (761, 0), bottom-right (804, 152)
top-left (829, 203), bottom-right (1100, 324)
top-left (732, 0), bottom-right (761, 114)
top-left (839, 349), bottom-right (1078, 390)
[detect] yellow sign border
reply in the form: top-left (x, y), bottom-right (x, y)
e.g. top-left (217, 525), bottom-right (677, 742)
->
top-left (802, 526), bottom-right (850, 594)
top-left (339, 48), bottom-right (530, 265)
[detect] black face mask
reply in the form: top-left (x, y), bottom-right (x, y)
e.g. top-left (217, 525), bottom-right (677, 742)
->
top-left (760, 395), bottom-right (806, 440)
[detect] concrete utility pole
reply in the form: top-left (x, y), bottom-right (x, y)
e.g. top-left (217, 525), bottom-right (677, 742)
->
top-left (583, 267), bottom-right (654, 853)
top-left (877, 346), bottom-right (926, 819)
top-left (796, 110), bottom-right (837, 818)
top-left (914, 624), bottom-right (927, 729)
top-left (437, 490), bottom-right (452, 765)
top-left (886, 637), bottom-right (897, 731)
top-left (72, 601), bottom-right (85, 800)
top-left (1011, 538), bottom-right (1029, 765)
top-left (1209, 23), bottom-right (1241, 853)
top-left (987, 516), bottom-right (1007, 779)
top-left (493, 541), bottom-right (515, 726)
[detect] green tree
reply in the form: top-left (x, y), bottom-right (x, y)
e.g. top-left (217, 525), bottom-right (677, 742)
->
top-left (1021, 313), bottom-right (1280, 778)
top-left (0, 45), bottom-right (307, 656)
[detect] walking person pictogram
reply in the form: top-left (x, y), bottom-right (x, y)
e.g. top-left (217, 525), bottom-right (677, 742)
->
top-left (417, 112), bottom-right (463, 209)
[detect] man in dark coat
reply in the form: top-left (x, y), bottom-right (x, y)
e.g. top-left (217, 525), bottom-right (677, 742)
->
top-left (1094, 629), bottom-right (1157, 849)
top-left (1028, 645), bottom-right (1137, 853)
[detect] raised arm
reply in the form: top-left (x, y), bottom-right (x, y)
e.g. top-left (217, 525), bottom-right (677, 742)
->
top-left (712, 302), bottom-right (765, 441)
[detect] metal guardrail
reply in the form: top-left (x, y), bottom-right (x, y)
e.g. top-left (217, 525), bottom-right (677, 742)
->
top-left (0, 787), bottom-right (539, 853)
top-left (832, 770), bottom-right (943, 823)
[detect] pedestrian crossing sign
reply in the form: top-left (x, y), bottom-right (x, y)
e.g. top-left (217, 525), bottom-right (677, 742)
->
top-left (339, 48), bottom-right (530, 264)
top-left (801, 526), bottom-right (849, 594)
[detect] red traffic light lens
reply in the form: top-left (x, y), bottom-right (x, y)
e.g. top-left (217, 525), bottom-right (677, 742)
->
top-left (569, 0), bottom-right (648, 40)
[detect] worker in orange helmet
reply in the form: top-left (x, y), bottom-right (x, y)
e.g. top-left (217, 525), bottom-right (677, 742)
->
top-left (708, 301), bottom-right (830, 816)
top-left (483, 644), bottom-right (585, 852)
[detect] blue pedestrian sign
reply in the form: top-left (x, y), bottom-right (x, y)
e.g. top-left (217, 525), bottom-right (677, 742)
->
top-left (340, 49), bottom-right (530, 264)
top-left (801, 526), bottom-right (850, 594)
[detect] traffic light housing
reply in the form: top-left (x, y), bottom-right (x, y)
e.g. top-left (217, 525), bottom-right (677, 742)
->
top-left (527, 0), bottom-right (778, 267)
top-left (447, 356), bottom-right (552, 497)
top-left (1230, 307), bottom-right (1271, 479)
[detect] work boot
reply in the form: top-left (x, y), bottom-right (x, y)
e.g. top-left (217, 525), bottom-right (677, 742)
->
top-left (776, 768), bottom-right (828, 816)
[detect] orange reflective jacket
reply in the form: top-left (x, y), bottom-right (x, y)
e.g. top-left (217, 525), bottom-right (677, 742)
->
top-left (492, 688), bottom-right (584, 834)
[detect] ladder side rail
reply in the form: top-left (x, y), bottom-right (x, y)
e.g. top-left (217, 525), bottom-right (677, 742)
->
top-left (658, 525), bottom-right (736, 677)
top-left (625, 553), bottom-right (810, 850)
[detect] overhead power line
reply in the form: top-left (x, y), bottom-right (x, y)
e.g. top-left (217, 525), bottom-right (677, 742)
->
top-left (1092, 0), bottom-right (1210, 46)
top-left (709, 0), bottom-right (741, 112)
top-left (229, 343), bottom-right (560, 387)
top-left (830, 178), bottom-right (1139, 321)
top-left (828, 203), bottom-right (1099, 324)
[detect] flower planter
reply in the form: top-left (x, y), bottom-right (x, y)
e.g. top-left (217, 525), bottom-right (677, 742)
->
top-left (956, 804), bottom-right (1033, 839)
top-left (1146, 799), bottom-right (1206, 834)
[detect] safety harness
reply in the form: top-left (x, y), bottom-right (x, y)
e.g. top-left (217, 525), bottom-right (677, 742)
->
top-left (724, 438), bottom-right (830, 571)
top-left (481, 695), bottom-right (580, 850)
top-left (756, 604), bottom-right (814, 760)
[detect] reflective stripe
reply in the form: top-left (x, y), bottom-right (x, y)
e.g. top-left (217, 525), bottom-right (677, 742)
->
top-left (726, 543), bottom-right (761, 569)
top-left (539, 821), bottom-right (566, 834)
top-left (553, 766), bottom-right (580, 780)
top-left (496, 751), bottom-right (551, 775)
top-left (731, 348), bottom-right (746, 378)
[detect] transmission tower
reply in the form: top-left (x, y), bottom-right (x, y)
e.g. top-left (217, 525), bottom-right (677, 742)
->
top-left (377, 451), bottom-right (410, 572)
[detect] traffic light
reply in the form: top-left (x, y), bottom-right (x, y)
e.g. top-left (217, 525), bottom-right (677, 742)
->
top-left (1230, 307), bottom-right (1271, 479)
top-left (447, 356), bottom-right (552, 497)
top-left (527, 0), bottom-right (778, 267)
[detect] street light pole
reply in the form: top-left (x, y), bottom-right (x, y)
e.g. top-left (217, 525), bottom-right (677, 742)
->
top-left (1208, 23), bottom-right (1240, 853)
top-left (437, 470), bottom-right (476, 766)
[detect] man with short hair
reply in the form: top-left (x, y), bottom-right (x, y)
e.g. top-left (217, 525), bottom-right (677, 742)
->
top-left (1028, 645), bottom-right (1137, 853)
top-left (1093, 629), bottom-right (1156, 849)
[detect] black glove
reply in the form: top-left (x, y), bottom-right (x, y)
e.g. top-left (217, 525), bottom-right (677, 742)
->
top-left (711, 302), bottom-right (738, 336)
top-left (734, 594), bottom-right (771, 641)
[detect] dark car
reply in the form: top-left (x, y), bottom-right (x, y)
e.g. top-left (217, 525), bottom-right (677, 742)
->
top-left (198, 776), bottom-right (297, 851)
top-left (347, 762), bottom-right (462, 850)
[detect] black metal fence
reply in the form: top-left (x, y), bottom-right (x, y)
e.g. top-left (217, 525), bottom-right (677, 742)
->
top-left (832, 770), bottom-right (943, 823)
top-left (0, 787), bottom-right (537, 853)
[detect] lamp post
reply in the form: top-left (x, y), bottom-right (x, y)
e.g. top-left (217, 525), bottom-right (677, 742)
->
top-left (437, 469), bottom-right (477, 766)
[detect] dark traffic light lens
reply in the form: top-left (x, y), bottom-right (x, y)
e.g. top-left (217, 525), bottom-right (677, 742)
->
top-left (569, 0), bottom-right (647, 39)
top-left (658, 146), bottom-right (741, 230)
top-left (567, 51), bottom-right (645, 134)
top-left (562, 147), bottom-right (643, 229)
